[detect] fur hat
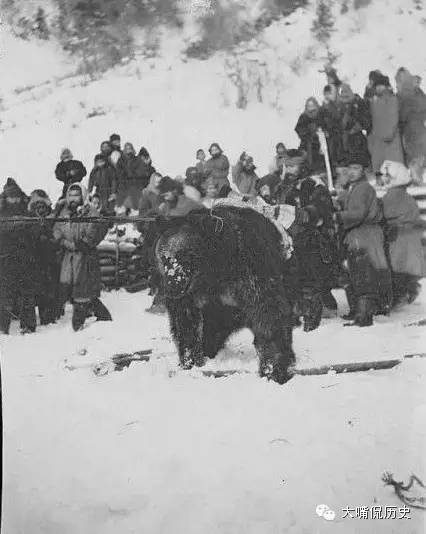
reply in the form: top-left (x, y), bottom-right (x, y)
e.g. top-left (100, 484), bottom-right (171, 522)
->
top-left (123, 142), bottom-right (136, 155)
top-left (159, 176), bottom-right (181, 194)
top-left (138, 146), bottom-right (151, 159)
top-left (380, 161), bottom-right (411, 188)
top-left (60, 147), bottom-right (73, 161)
top-left (208, 142), bottom-right (223, 155)
top-left (94, 153), bottom-right (107, 163)
top-left (373, 74), bottom-right (390, 88)
top-left (28, 189), bottom-right (51, 212)
top-left (257, 174), bottom-right (276, 190)
top-left (3, 177), bottom-right (25, 199)
top-left (66, 182), bottom-right (88, 203)
top-left (110, 133), bottom-right (120, 142)
top-left (346, 154), bottom-right (366, 167)
top-left (285, 149), bottom-right (306, 165)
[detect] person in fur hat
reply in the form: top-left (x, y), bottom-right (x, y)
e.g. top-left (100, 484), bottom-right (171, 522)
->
top-left (204, 143), bottom-right (231, 196)
top-left (158, 177), bottom-right (203, 217)
top-left (268, 142), bottom-right (288, 177)
top-left (88, 154), bottom-right (118, 214)
top-left (337, 84), bottom-right (372, 168)
top-left (116, 143), bottom-right (156, 212)
top-left (363, 70), bottom-right (384, 102)
top-left (282, 159), bottom-right (338, 329)
top-left (27, 189), bottom-right (61, 325)
top-left (0, 178), bottom-right (37, 334)
top-left (273, 149), bottom-right (308, 204)
top-left (100, 140), bottom-right (113, 160)
top-left (396, 68), bottom-right (426, 184)
top-left (53, 183), bottom-right (111, 331)
top-left (335, 161), bottom-right (391, 326)
top-left (55, 148), bottom-right (87, 197)
top-left (295, 97), bottom-right (335, 172)
top-left (380, 160), bottom-right (426, 306)
top-left (367, 74), bottom-right (404, 174)
top-left (231, 152), bottom-right (259, 197)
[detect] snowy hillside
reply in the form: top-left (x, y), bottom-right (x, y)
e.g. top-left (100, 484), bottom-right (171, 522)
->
top-left (1, 0), bottom-right (426, 198)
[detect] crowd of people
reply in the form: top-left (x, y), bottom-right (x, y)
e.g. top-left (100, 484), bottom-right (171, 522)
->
top-left (0, 65), bottom-right (425, 334)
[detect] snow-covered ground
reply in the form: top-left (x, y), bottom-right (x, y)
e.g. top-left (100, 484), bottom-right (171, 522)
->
top-left (1, 285), bottom-right (425, 533)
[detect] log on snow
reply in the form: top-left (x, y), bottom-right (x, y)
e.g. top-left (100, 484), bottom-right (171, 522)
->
top-left (295, 359), bottom-right (402, 376)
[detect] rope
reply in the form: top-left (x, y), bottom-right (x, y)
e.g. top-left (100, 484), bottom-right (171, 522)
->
top-left (0, 215), bottom-right (157, 224)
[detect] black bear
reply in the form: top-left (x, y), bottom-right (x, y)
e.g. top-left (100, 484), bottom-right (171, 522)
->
top-left (153, 206), bottom-right (296, 384)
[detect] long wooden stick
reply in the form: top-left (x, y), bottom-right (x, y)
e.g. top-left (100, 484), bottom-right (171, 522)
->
top-left (199, 353), bottom-right (426, 379)
top-left (317, 127), bottom-right (334, 193)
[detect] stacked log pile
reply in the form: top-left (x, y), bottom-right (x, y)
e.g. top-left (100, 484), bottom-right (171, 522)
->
top-left (97, 224), bottom-right (149, 292)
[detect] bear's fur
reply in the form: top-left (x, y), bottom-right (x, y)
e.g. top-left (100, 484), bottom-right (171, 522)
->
top-left (153, 206), bottom-right (295, 384)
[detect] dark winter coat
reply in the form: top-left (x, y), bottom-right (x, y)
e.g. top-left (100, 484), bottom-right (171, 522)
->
top-left (337, 95), bottom-right (372, 167)
top-left (55, 160), bottom-right (87, 196)
top-left (398, 87), bottom-right (426, 163)
top-left (88, 165), bottom-right (118, 211)
top-left (368, 93), bottom-right (404, 173)
top-left (285, 177), bottom-right (337, 290)
top-left (0, 200), bottom-right (38, 304)
top-left (204, 154), bottom-right (230, 190)
top-left (382, 186), bottom-right (426, 278)
top-left (53, 195), bottom-right (108, 301)
top-left (321, 102), bottom-right (344, 167)
top-left (27, 204), bottom-right (60, 303)
top-left (116, 154), bottom-right (155, 210)
top-left (158, 195), bottom-right (203, 218)
top-left (231, 162), bottom-right (259, 196)
top-left (338, 178), bottom-right (390, 297)
top-left (295, 109), bottom-right (338, 170)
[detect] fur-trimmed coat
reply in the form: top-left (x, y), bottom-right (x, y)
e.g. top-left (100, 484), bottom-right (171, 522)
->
top-left (285, 178), bottom-right (337, 290)
top-left (53, 205), bottom-right (108, 301)
top-left (337, 95), bottom-right (372, 167)
top-left (231, 162), bottom-right (259, 196)
top-left (382, 186), bottom-right (426, 278)
top-left (0, 200), bottom-right (38, 303)
top-left (338, 178), bottom-right (390, 296)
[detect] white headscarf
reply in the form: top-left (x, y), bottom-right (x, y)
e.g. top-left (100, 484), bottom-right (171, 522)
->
top-left (380, 161), bottom-right (411, 188)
